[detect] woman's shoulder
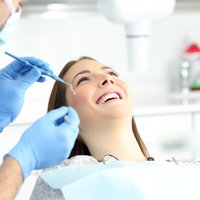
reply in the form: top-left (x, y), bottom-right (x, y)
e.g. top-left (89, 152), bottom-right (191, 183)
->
top-left (42, 155), bottom-right (99, 173)
top-left (165, 157), bottom-right (200, 165)
top-left (153, 157), bottom-right (200, 166)
top-left (64, 155), bottom-right (100, 166)
top-left (43, 154), bottom-right (118, 173)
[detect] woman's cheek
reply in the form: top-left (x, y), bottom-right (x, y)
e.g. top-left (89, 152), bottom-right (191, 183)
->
top-left (119, 81), bottom-right (132, 106)
top-left (68, 88), bottom-right (88, 108)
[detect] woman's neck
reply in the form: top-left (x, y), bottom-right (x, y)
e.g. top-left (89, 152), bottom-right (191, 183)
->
top-left (81, 120), bottom-right (146, 162)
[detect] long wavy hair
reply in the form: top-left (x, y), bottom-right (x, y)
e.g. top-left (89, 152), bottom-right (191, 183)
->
top-left (47, 57), bottom-right (150, 158)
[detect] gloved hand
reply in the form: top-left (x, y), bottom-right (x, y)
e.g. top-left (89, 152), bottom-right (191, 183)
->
top-left (5, 106), bottom-right (80, 179)
top-left (0, 57), bottom-right (52, 132)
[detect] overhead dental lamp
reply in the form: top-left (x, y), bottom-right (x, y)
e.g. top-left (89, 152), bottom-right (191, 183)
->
top-left (98, 0), bottom-right (176, 71)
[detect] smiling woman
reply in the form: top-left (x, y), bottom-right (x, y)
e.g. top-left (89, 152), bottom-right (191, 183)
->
top-left (48, 56), bottom-right (150, 159)
top-left (30, 56), bottom-right (153, 199)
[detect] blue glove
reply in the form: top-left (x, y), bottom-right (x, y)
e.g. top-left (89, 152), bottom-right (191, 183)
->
top-left (0, 57), bottom-right (52, 132)
top-left (5, 106), bottom-right (80, 179)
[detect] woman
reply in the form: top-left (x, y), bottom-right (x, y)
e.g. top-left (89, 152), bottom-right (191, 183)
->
top-left (30, 56), bottom-right (154, 199)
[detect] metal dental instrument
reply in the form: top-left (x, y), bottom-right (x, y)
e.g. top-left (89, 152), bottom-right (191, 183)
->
top-left (5, 51), bottom-right (75, 95)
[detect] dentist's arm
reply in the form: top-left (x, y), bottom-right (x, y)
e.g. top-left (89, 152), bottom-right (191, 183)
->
top-left (0, 57), bottom-right (52, 132)
top-left (0, 106), bottom-right (79, 200)
top-left (0, 157), bottom-right (23, 200)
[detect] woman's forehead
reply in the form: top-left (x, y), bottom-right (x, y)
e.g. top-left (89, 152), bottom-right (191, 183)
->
top-left (74, 59), bottom-right (103, 71)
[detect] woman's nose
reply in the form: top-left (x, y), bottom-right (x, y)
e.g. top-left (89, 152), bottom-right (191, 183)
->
top-left (99, 74), bottom-right (115, 86)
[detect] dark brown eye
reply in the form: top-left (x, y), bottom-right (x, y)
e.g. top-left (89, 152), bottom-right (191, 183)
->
top-left (77, 77), bottom-right (90, 86)
top-left (109, 71), bottom-right (119, 77)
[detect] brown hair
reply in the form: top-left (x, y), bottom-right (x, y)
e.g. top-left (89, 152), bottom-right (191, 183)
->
top-left (47, 57), bottom-right (150, 158)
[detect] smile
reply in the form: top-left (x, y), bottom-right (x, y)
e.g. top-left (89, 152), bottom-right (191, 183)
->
top-left (96, 91), bottom-right (122, 104)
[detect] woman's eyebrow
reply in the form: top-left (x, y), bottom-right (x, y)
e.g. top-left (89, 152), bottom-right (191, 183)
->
top-left (72, 66), bottom-right (113, 83)
top-left (72, 70), bottom-right (91, 82)
top-left (101, 66), bottom-right (113, 70)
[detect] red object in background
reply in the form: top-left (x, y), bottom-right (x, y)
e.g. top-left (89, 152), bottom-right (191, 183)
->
top-left (185, 43), bottom-right (200, 54)
top-left (185, 44), bottom-right (200, 91)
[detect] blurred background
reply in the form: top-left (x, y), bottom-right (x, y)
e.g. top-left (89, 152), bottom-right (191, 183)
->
top-left (1, 1), bottom-right (200, 197)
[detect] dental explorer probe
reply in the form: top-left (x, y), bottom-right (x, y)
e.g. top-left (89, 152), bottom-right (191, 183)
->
top-left (4, 51), bottom-right (75, 95)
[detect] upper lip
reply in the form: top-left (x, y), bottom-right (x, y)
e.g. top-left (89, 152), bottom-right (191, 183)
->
top-left (96, 90), bottom-right (123, 104)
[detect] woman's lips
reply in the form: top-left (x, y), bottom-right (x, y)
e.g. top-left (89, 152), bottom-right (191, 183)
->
top-left (96, 91), bottom-right (122, 104)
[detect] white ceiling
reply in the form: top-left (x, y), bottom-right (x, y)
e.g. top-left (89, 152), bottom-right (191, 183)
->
top-left (22, 0), bottom-right (200, 15)
top-left (24, 0), bottom-right (97, 6)
top-left (22, 0), bottom-right (98, 14)
top-left (24, 0), bottom-right (200, 5)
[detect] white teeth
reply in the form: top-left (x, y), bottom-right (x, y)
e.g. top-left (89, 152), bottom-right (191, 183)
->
top-left (99, 93), bottom-right (120, 104)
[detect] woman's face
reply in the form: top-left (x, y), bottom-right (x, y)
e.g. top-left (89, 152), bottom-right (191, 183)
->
top-left (64, 59), bottom-right (133, 131)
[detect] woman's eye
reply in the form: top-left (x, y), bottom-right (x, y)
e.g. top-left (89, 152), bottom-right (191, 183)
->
top-left (77, 77), bottom-right (89, 86)
top-left (109, 71), bottom-right (119, 77)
